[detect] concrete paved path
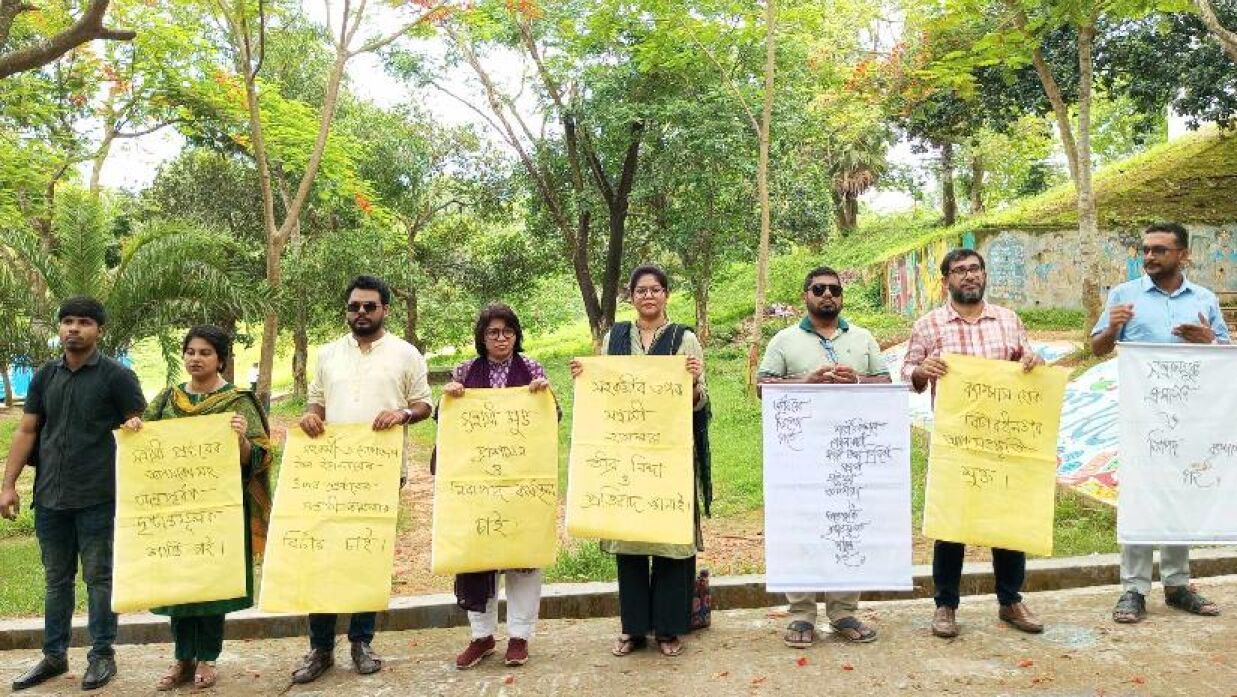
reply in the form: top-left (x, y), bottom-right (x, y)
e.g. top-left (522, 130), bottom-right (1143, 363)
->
top-left (4, 575), bottom-right (1236, 696)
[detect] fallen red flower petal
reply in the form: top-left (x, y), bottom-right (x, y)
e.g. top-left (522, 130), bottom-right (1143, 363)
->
top-left (504, 675), bottom-right (515, 685)
top-left (841, 663), bottom-right (855, 671)
top-left (796, 657), bottom-right (809, 667)
top-left (1018, 659), bottom-right (1035, 668)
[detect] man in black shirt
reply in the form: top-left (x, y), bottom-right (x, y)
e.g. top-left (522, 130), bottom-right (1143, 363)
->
top-left (1, 297), bottom-right (146, 692)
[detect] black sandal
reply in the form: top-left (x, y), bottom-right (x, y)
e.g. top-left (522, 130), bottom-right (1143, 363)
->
top-left (1165, 585), bottom-right (1220, 616)
top-left (830, 616), bottom-right (878, 643)
top-left (1112, 590), bottom-right (1146, 623)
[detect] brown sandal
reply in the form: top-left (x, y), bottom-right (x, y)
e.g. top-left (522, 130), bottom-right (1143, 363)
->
top-left (193, 661), bottom-right (218, 690)
top-left (655, 635), bottom-right (684, 657)
top-left (610, 634), bottom-right (647, 656)
top-left (156, 660), bottom-right (196, 691)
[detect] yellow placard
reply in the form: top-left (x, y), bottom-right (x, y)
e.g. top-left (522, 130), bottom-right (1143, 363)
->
top-left (112, 413), bottom-right (245, 612)
top-left (566, 356), bottom-right (694, 544)
top-left (431, 388), bottom-right (559, 574)
top-left (923, 353), bottom-right (1069, 555)
top-left (259, 425), bottom-right (402, 613)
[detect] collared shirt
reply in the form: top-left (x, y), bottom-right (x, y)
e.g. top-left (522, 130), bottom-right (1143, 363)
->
top-left (758, 316), bottom-right (888, 379)
top-left (1090, 274), bottom-right (1231, 344)
top-left (307, 332), bottom-right (432, 475)
top-left (452, 355), bottom-right (548, 387)
top-left (901, 300), bottom-right (1032, 394)
top-left (24, 350), bottom-right (146, 510)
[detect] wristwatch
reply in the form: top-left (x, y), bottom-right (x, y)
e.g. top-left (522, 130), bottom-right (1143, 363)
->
top-left (400, 408), bottom-right (416, 424)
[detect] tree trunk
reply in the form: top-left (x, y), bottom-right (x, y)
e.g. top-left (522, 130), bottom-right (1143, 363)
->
top-left (940, 141), bottom-right (957, 226)
top-left (694, 277), bottom-right (711, 345)
top-left (970, 152), bottom-right (985, 214)
top-left (404, 285), bottom-right (422, 351)
top-left (218, 314), bottom-right (237, 384)
top-left (292, 320), bottom-right (308, 400)
top-left (751, 0), bottom-right (777, 372)
top-left (1075, 23), bottom-right (1102, 329)
top-left (0, 362), bottom-right (13, 408)
top-left (596, 122), bottom-right (644, 337)
top-left (1195, 0), bottom-right (1237, 64)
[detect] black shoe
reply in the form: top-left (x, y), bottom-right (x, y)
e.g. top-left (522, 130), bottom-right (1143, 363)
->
top-left (81, 656), bottom-right (116, 691)
top-left (351, 641), bottom-right (382, 675)
top-left (12, 655), bottom-right (68, 691)
top-left (291, 649), bottom-right (334, 684)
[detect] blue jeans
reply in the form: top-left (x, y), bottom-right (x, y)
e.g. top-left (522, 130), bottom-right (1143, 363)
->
top-left (308, 613), bottom-right (376, 651)
top-left (34, 502), bottom-right (117, 660)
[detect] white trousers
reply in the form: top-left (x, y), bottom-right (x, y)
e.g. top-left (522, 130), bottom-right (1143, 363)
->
top-left (468, 570), bottom-right (543, 640)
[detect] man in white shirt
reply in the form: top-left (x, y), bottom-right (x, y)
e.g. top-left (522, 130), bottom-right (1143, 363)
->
top-left (290, 275), bottom-right (432, 685)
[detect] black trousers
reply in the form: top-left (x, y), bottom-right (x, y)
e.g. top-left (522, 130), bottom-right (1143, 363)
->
top-left (932, 540), bottom-right (1025, 608)
top-left (615, 554), bottom-right (694, 638)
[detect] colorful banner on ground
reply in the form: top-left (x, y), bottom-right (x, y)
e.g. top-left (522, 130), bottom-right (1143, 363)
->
top-left (923, 354), bottom-right (1070, 555)
top-left (1117, 343), bottom-right (1237, 544)
top-left (1055, 358), bottom-right (1120, 505)
top-left (259, 425), bottom-right (402, 613)
top-left (762, 384), bottom-right (912, 592)
top-left (565, 356), bottom-right (694, 544)
top-left (112, 413), bottom-right (245, 612)
top-left (431, 388), bottom-right (559, 574)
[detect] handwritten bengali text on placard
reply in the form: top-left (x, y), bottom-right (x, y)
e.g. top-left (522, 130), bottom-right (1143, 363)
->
top-left (112, 413), bottom-right (245, 612)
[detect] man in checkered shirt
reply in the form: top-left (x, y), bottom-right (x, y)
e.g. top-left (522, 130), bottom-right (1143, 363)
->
top-left (900, 247), bottom-right (1045, 640)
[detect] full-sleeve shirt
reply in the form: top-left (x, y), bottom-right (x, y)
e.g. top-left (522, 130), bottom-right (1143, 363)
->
top-left (900, 301), bottom-right (1032, 396)
top-left (1089, 275), bottom-right (1231, 344)
top-left (307, 332), bottom-right (432, 477)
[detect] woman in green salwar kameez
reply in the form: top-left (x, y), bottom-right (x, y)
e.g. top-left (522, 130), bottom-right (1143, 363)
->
top-left (122, 325), bottom-right (272, 690)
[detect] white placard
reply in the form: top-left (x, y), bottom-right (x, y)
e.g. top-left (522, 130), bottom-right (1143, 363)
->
top-left (1117, 342), bottom-right (1237, 544)
top-left (762, 384), bottom-right (913, 592)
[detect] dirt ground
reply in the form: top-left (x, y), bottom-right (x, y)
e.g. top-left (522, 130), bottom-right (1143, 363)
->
top-left (4, 576), bottom-right (1236, 696)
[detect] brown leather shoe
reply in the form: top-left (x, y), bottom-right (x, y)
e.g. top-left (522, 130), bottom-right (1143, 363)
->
top-left (999, 602), bottom-right (1044, 633)
top-left (931, 606), bottom-right (958, 638)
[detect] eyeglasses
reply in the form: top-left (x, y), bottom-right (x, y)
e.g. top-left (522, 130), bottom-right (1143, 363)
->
top-left (632, 286), bottom-right (665, 298)
top-left (808, 283), bottom-right (843, 297)
top-left (346, 301), bottom-right (381, 313)
top-left (485, 327), bottom-right (516, 339)
top-left (947, 264), bottom-right (985, 278)
top-left (1141, 245), bottom-right (1183, 257)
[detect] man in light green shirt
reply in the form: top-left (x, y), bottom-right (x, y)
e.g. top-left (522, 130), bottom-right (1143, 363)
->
top-left (758, 265), bottom-right (890, 648)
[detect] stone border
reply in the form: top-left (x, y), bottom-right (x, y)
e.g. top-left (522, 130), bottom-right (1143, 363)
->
top-left (2, 547), bottom-right (1234, 651)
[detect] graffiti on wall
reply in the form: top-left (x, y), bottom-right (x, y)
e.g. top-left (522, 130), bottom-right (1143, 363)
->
top-left (883, 223), bottom-right (1237, 312)
top-left (985, 232), bottom-right (1028, 303)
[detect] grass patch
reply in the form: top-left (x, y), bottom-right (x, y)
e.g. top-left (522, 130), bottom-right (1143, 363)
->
top-left (0, 538), bottom-right (87, 617)
top-left (545, 541), bottom-right (616, 583)
top-left (1019, 308), bottom-right (1088, 331)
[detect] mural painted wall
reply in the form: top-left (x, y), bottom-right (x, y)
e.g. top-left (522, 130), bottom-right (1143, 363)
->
top-left (884, 224), bottom-right (1237, 315)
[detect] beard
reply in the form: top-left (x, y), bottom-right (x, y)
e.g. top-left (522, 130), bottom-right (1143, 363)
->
top-left (948, 285), bottom-right (985, 305)
top-left (348, 315), bottom-right (384, 337)
top-left (808, 303), bottom-right (840, 320)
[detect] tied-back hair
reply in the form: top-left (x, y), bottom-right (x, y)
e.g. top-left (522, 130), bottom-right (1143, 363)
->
top-left (627, 264), bottom-right (670, 295)
top-left (182, 324), bottom-right (233, 374)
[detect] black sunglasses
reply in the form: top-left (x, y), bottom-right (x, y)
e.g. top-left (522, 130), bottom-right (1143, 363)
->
top-left (808, 283), bottom-right (843, 298)
top-left (346, 301), bottom-right (381, 313)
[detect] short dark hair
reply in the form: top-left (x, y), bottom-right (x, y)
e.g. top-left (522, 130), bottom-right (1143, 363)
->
top-left (343, 275), bottom-right (391, 306)
top-left (1144, 221), bottom-right (1189, 249)
top-left (627, 264), bottom-right (670, 294)
top-left (57, 296), bottom-right (107, 326)
top-left (940, 248), bottom-right (986, 276)
top-left (182, 324), bottom-right (233, 373)
top-left (474, 303), bottom-right (524, 358)
top-left (803, 265), bottom-right (841, 291)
